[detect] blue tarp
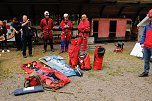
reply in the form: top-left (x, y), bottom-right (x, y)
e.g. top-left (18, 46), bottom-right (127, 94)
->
top-left (39, 55), bottom-right (82, 77)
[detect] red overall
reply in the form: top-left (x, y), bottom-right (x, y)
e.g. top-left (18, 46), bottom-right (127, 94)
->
top-left (78, 19), bottom-right (90, 51)
top-left (40, 18), bottom-right (54, 51)
top-left (59, 20), bottom-right (73, 51)
top-left (40, 18), bottom-right (54, 39)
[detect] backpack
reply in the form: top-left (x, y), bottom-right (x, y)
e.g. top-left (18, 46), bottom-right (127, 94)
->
top-left (68, 39), bottom-right (80, 68)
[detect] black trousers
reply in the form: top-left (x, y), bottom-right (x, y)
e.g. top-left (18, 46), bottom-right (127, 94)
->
top-left (22, 35), bottom-right (32, 56)
top-left (1, 36), bottom-right (8, 50)
top-left (43, 37), bottom-right (53, 51)
top-left (15, 33), bottom-right (22, 50)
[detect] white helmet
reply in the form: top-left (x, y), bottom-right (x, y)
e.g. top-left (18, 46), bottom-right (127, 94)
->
top-left (64, 13), bottom-right (68, 18)
top-left (44, 11), bottom-right (49, 16)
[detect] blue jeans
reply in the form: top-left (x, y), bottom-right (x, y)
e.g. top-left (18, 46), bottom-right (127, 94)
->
top-left (61, 40), bottom-right (69, 50)
top-left (143, 46), bottom-right (152, 74)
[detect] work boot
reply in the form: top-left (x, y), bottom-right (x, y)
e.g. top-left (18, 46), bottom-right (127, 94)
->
top-left (23, 55), bottom-right (27, 58)
top-left (2, 50), bottom-right (4, 53)
top-left (51, 49), bottom-right (54, 52)
top-left (29, 54), bottom-right (33, 57)
top-left (60, 49), bottom-right (64, 53)
top-left (43, 49), bottom-right (47, 53)
top-left (65, 49), bottom-right (68, 52)
top-left (139, 72), bottom-right (148, 77)
top-left (7, 50), bottom-right (10, 52)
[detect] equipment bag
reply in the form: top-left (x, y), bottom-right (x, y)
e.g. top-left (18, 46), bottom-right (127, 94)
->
top-left (14, 86), bottom-right (44, 96)
top-left (68, 38), bottom-right (80, 68)
top-left (21, 61), bottom-right (71, 90)
top-left (93, 46), bottom-right (105, 70)
top-left (79, 51), bottom-right (91, 70)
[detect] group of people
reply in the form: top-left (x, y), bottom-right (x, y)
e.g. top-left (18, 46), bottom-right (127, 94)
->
top-left (0, 11), bottom-right (90, 58)
top-left (40, 11), bottom-right (90, 53)
top-left (0, 15), bottom-right (33, 58)
top-left (1, 9), bottom-right (152, 78)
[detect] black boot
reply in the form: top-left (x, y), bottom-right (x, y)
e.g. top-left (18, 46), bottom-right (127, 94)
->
top-left (51, 48), bottom-right (54, 52)
top-left (139, 72), bottom-right (148, 77)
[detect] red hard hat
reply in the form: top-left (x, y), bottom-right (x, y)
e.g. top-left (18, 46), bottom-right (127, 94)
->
top-left (148, 9), bottom-right (152, 17)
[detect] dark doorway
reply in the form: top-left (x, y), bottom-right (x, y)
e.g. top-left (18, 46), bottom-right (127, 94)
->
top-left (93, 21), bottom-right (99, 38)
top-left (109, 20), bottom-right (116, 39)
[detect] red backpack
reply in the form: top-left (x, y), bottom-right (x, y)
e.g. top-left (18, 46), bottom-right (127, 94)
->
top-left (79, 51), bottom-right (91, 70)
top-left (68, 38), bottom-right (80, 68)
top-left (93, 46), bottom-right (105, 70)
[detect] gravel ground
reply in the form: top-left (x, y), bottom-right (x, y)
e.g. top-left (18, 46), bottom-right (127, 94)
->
top-left (0, 42), bottom-right (152, 101)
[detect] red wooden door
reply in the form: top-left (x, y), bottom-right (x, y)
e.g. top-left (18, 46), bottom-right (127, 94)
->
top-left (116, 19), bottom-right (126, 37)
top-left (98, 19), bottom-right (110, 38)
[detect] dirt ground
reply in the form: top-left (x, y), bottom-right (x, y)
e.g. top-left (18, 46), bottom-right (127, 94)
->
top-left (0, 42), bottom-right (152, 101)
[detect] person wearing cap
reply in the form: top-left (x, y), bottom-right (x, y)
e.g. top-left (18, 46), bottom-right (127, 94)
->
top-left (21, 15), bottom-right (33, 58)
top-left (78, 14), bottom-right (90, 51)
top-left (0, 20), bottom-right (10, 53)
top-left (139, 9), bottom-right (152, 77)
top-left (59, 13), bottom-right (73, 53)
top-left (40, 11), bottom-right (54, 52)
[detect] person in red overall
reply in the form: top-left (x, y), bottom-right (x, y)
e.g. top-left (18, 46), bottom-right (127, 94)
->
top-left (59, 13), bottom-right (73, 53)
top-left (40, 11), bottom-right (54, 52)
top-left (139, 9), bottom-right (152, 77)
top-left (78, 14), bottom-right (90, 51)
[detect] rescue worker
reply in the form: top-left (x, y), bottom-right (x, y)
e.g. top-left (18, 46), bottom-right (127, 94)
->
top-left (59, 13), bottom-right (73, 53)
top-left (0, 20), bottom-right (10, 53)
top-left (12, 17), bottom-right (22, 51)
top-left (78, 14), bottom-right (90, 51)
top-left (40, 11), bottom-right (54, 52)
top-left (21, 15), bottom-right (33, 58)
top-left (139, 9), bottom-right (152, 77)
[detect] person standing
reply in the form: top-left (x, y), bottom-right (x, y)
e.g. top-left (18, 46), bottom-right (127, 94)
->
top-left (12, 17), bottom-right (22, 51)
top-left (59, 13), bottom-right (73, 53)
top-left (78, 14), bottom-right (90, 51)
top-left (21, 15), bottom-right (33, 58)
top-left (40, 11), bottom-right (54, 52)
top-left (0, 20), bottom-right (10, 53)
top-left (139, 9), bottom-right (152, 77)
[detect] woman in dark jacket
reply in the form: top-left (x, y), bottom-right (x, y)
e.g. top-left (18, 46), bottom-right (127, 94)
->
top-left (12, 17), bottom-right (22, 51)
top-left (0, 20), bottom-right (10, 53)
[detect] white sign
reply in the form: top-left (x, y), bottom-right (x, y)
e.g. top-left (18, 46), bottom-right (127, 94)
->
top-left (130, 43), bottom-right (143, 57)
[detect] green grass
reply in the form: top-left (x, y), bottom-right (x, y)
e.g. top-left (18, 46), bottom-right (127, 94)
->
top-left (0, 43), bottom-right (148, 80)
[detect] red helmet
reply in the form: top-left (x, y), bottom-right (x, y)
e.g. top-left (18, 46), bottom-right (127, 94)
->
top-left (148, 9), bottom-right (152, 17)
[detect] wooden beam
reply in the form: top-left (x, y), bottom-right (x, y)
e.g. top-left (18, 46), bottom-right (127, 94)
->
top-left (100, 5), bottom-right (106, 17)
top-left (117, 6), bottom-right (126, 17)
top-left (133, 7), bottom-right (145, 23)
top-left (7, 5), bottom-right (14, 19)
